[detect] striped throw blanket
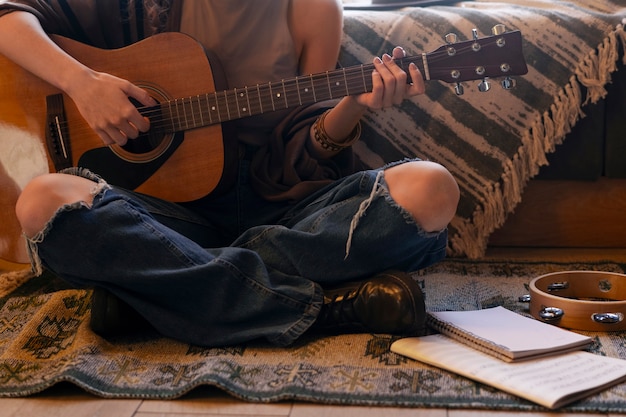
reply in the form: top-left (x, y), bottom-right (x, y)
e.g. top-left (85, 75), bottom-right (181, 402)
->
top-left (339, 0), bottom-right (626, 258)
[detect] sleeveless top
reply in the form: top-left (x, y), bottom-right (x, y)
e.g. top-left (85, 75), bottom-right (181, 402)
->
top-left (179, 0), bottom-right (299, 146)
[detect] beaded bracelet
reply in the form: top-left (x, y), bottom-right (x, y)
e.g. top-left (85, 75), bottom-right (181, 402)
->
top-left (312, 109), bottom-right (362, 152)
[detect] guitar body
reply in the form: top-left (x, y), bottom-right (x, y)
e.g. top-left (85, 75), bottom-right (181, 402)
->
top-left (1, 32), bottom-right (226, 200)
top-left (0, 33), bottom-right (227, 264)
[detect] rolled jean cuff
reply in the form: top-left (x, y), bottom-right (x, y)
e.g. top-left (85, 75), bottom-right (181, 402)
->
top-left (271, 281), bottom-right (324, 346)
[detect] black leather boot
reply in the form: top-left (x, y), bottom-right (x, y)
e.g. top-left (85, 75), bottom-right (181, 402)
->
top-left (90, 288), bottom-right (153, 338)
top-left (313, 270), bottom-right (426, 336)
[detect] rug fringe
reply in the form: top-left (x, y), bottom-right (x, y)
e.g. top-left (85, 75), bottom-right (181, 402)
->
top-left (0, 268), bottom-right (35, 297)
top-left (450, 23), bottom-right (626, 259)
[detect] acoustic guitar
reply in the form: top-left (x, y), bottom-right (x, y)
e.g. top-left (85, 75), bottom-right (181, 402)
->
top-left (0, 27), bottom-right (527, 264)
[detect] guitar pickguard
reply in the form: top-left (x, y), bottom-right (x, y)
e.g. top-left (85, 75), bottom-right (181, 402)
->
top-left (77, 132), bottom-right (185, 191)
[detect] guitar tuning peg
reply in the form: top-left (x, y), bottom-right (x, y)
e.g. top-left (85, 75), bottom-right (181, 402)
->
top-left (445, 33), bottom-right (458, 56)
top-left (478, 78), bottom-right (491, 92)
top-left (454, 83), bottom-right (464, 96)
top-left (445, 33), bottom-right (458, 44)
top-left (501, 77), bottom-right (516, 90)
top-left (492, 24), bottom-right (507, 35)
top-left (470, 29), bottom-right (482, 52)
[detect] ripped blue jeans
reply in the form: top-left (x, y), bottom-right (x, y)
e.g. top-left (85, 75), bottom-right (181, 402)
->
top-left (25, 160), bottom-right (447, 347)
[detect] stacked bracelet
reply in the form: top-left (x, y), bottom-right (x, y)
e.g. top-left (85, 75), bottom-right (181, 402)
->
top-left (312, 109), bottom-right (362, 152)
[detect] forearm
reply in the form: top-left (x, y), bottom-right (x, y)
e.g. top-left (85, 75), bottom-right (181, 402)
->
top-left (0, 10), bottom-right (155, 145)
top-left (0, 11), bottom-right (93, 94)
top-left (307, 96), bottom-right (367, 158)
top-left (307, 46), bottom-right (426, 160)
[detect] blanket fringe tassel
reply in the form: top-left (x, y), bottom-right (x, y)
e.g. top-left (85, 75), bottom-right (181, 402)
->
top-left (451, 23), bottom-right (626, 259)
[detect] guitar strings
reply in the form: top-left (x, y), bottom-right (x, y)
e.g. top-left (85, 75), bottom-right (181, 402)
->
top-left (52, 38), bottom-right (514, 143)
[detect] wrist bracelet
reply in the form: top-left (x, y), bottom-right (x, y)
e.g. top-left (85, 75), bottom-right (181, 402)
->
top-left (312, 109), bottom-right (361, 152)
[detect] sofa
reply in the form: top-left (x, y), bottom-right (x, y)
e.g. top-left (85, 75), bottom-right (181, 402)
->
top-left (339, 0), bottom-right (626, 258)
top-left (488, 68), bottom-right (626, 250)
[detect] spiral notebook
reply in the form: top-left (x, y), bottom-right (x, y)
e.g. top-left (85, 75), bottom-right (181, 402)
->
top-left (426, 306), bottom-right (592, 362)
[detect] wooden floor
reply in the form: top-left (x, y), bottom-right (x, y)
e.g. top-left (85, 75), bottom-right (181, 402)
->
top-left (2, 247), bottom-right (626, 417)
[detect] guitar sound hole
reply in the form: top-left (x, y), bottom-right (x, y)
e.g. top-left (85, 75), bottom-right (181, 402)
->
top-left (121, 129), bottom-right (166, 155)
top-left (111, 100), bottom-right (173, 163)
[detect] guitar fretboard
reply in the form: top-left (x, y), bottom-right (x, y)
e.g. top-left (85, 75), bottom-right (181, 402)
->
top-left (149, 29), bottom-right (527, 133)
top-left (155, 55), bottom-right (427, 133)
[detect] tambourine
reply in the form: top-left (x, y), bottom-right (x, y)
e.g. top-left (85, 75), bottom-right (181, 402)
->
top-left (528, 271), bottom-right (626, 332)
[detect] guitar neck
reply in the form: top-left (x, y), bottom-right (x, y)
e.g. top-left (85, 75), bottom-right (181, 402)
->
top-left (156, 55), bottom-right (426, 133)
top-left (152, 29), bottom-right (528, 133)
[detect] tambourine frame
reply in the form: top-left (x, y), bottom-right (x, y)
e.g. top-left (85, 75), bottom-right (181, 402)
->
top-left (528, 271), bottom-right (626, 332)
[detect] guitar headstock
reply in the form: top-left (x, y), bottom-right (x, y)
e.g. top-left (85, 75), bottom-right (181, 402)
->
top-left (421, 25), bottom-right (528, 95)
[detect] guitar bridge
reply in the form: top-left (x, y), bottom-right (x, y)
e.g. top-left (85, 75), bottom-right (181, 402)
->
top-left (45, 94), bottom-right (73, 171)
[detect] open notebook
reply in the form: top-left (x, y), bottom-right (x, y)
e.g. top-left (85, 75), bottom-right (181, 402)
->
top-left (425, 306), bottom-right (592, 362)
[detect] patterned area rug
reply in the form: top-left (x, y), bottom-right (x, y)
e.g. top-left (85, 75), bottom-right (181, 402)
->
top-left (2, 260), bottom-right (626, 412)
top-left (339, 0), bottom-right (626, 258)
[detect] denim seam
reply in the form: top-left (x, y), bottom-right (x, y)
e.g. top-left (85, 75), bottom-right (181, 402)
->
top-left (212, 256), bottom-right (323, 346)
top-left (122, 200), bottom-right (204, 268)
top-left (273, 282), bottom-right (323, 346)
top-left (212, 255), bottom-right (319, 315)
